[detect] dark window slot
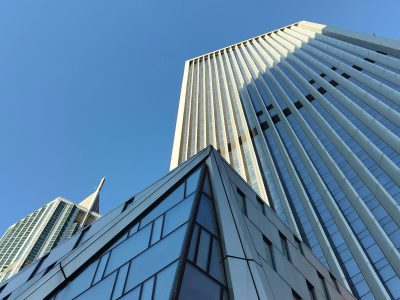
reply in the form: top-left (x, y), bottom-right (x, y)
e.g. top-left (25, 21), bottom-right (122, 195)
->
top-left (329, 80), bottom-right (338, 87)
top-left (260, 122), bottom-right (269, 131)
top-left (266, 104), bottom-right (273, 110)
top-left (341, 72), bottom-right (351, 79)
top-left (283, 107), bottom-right (292, 116)
top-left (320, 73), bottom-right (326, 78)
top-left (364, 58), bottom-right (375, 63)
top-left (376, 50), bottom-right (387, 55)
top-left (306, 94), bottom-right (315, 102)
top-left (256, 110), bottom-right (263, 117)
top-left (227, 143), bottom-right (232, 152)
top-left (331, 66), bottom-right (337, 71)
top-left (352, 65), bottom-right (363, 71)
top-left (309, 79), bottom-right (315, 85)
top-left (294, 101), bottom-right (303, 109)
top-left (271, 115), bottom-right (280, 124)
top-left (317, 87), bottom-right (327, 94)
top-left (238, 136), bottom-right (243, 145)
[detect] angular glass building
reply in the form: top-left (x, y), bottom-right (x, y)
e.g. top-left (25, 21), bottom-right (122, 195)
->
top-left (171, 21), bottom-right (400, 299)
top-left (0, 178), bottom-right (104, 283)
top-left (0, 147), bottom-right (355, 300)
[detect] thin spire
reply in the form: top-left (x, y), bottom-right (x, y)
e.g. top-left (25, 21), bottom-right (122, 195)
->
top-left (78, 177), bottom-right (105, 214)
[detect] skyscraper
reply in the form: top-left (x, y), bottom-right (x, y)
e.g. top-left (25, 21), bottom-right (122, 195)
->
top-left (0, 178), bottom-right (104, 283)
top-left (0, 147), bottom-right (355, 300)
top-left (171, 21), bottom-right (400, 299)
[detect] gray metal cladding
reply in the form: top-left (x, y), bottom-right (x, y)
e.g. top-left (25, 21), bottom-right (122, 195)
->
top-left (171, 21), bottom-right (400, 300)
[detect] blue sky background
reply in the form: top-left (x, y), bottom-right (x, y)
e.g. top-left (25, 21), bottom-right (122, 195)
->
top-left (0, 0), bottom-right (399, 234)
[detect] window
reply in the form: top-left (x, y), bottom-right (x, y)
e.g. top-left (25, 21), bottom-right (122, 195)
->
top-left (317, 87), bottom-right (327, 95)
top-left (260, 121), bottom-right (269, 131)
top-left (262, 235), bottom-right (276, 271)
top-left (237, 189), bottom-right (247, 216)
top-left (283, 107), bottom-right (292, 117)
top-left (279, 233), bottom-right (291, 262)
top-left (294, 101), bottom-right (303, 109)
top-left (376, 50), bottom-right (387, 55)
top-left (318, 272), bottom-right (330, 300)
top-left (294, 235), bottom-right (304, 255)
top-left (271, 115), bottom-right (280, 124)
top-left (306, 94), bottom-right (315, 102)
top-left (364, 58), bottom-right (375, 63)
top-left (341, 72), bottom-right (351, 79)
top-left (352, 65), bottom-right (363, 71)
top-left (307, 281), bottom-right (317, 300)
top-left (329, 80), bottom-right (338, 87)
top-left (292, 289), bottom-right (302, 300)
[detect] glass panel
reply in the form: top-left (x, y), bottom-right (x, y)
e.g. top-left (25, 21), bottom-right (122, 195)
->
top-left (141, 183), bottom-right (185, 227)
top-left (54, 259), bottom-right (98, 300)
top-left (151, 216), bottom-right (163, 245)
top-left (119, 286), bottom-right (140, 300)
top-left (140, 277), bottom-right (155, 300)
top-left (153, 261), bottom-right (179, 300)
top-left (74, 271), bottom-right (117, 300)
top-left (124, 225), bottom-right (187, 292)
top-left (129, 223), bottom-right (139, 237)
top-left (185, 168), bottom-right (201, 197)
top-left (163, 194), bottom-right (195, 237)
top-left (105, 224), bottom-right (151, 276)
top-left (196, 229), bottom-right (211, 271)
top-left (188, 225), bottom-right (200, 262)
top-left (93, 252), bottom-right (110, 284)
top-left (178, 263), bottom-right (221, 300)
top-left (197, 195), bottom-right (218, 236)
top-left (209, 238), bottom-right (225, 284)
top-left (202, 173), bottom-right (213, 197)
top-left (111, 263), bottom-right (129, 300)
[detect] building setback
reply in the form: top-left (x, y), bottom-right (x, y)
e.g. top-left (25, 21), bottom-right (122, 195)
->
top-left (0, 147), bottom-right (355, 300)
top-left (0, 178), bottom-right (104, 283)
top-left (171, 21), bottom-right (400, 299)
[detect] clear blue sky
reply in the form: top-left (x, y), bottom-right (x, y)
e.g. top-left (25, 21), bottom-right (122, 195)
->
top-left (0, 0), bottom-right (399, 234)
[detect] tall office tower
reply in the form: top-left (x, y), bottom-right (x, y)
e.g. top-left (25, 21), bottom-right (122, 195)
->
top-left (171, 21), bottom-right (400, 299)
top-left (0, 178), bottom-right (104, 283)
top-left (0, 147), bottom-right (355, 300)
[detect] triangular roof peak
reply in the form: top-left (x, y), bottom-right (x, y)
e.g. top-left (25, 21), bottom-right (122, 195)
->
top-left (78, 177), bottom-right (105, 213)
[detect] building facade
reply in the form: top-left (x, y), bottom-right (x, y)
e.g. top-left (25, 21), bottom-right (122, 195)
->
top-left (171, 21), bottom-right (400, 299)
top-left (0, 147), bottom-right (355, 300)
top-left (0, 178), bottom-right (104, 283)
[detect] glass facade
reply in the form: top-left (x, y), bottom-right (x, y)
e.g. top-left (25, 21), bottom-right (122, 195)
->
top-left (46, 168), bottom-right (228, 300)
top-left (171, 21), bottom-right (400, 299)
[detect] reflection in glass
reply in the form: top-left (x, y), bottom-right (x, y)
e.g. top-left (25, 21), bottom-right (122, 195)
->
top-left (197, 195), bottom-right (218, 236)
top-left (153, 261), bottom-right (179, 300)
top-left (163, 195), bottom-right (195, 237)
top-left (141, 183), bottom-right (185, 227)
top-left (186, 168), bottom-right (201, 197)
top-left (140, 277), bottom-right (155, 300)
top-left (178, 263), bottom-right (221, 300)
top-left (124, 225), bottom-right (187, 292)
top-left (54, 259), bottom-right (98, 300)
top-left (111, 263), bottom-right (129, 300)
top-left (74, 271), bottom-right (117, 300)
top-left (105, 223), bottom-right (151, 276)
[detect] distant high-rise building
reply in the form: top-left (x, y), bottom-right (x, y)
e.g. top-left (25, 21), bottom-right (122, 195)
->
top-left (0, 178), bottom-right (104, 282)
top-left (171, 21), bottom-right (400, 299)
top-left (0, 147), bottom-right (355, 300)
